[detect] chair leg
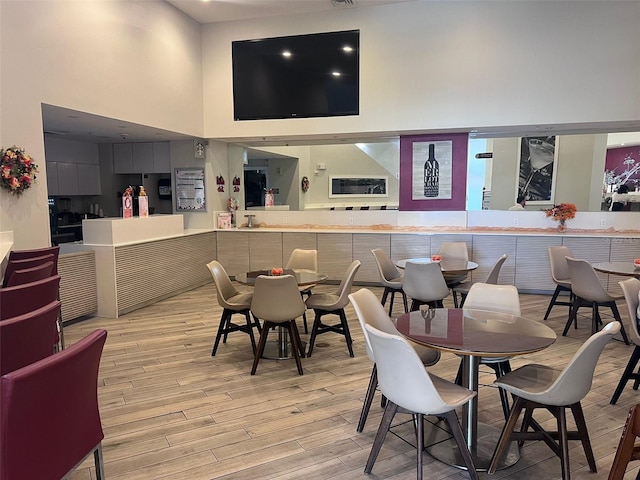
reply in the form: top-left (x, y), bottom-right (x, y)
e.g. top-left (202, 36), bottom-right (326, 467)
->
top-left (307, 310), bottom-right (322, 357)
top-left (611, 346), bottom-right (640, 404)
top-left (591, 302), bottom-right (599, 335)
top-left (570, 402), bottom-right (596, 473)
top-left (494, 361), bottom-right (512, 420)
top-left (415, 413), bottom-right (424, 480)
top-left (339, 309), bottom-right (354, 357)
top-left (381, 287), bottom-right (390, 313)
top-left (94, 443), bottom-right (105, 480)
top-left (610, 302), bottom-right (630, 345)
top-left (250, 321), bottom-right (271, 375)
top-left (544, 285), bottom-right (563, 320)
top-left (290, 318), bottom-right (305, 358)
top-left (459, 293), bottom-right (467, 308)
top-left (365, 401), bottom-right (398, 474)
top-left (444, 410), bottom-right (479, 480)
top-left (401, 290), bottom-right (409, 314)
top-left (285, 321), bottom-right (304, 375)
top-left (563, 297), bottom-right (581, 336)
top-left (388, 290), bottom-right (396, 317)
top-left (453, 290), bottom-right (460, 308)
top-left (244, 311), bottom-right (257, 354)
top-left (357, 365), bottom-right (378, 433)
top-left (488, 395), bottom-right (526, 474)
top-left (211, 310), bottom-right (231, 356)
top-left (556, 406), bottom-right (571, 480)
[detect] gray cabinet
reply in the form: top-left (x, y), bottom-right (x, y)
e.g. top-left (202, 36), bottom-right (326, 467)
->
top-left (77, 164), bottom-right (101, 195)
top-left (56, 162), bottom-right (80, 196)
top-left (113, 144), bottom-right (133, 174)
top-left (47, 162), bottom-right (59, 196)
top-left (114, 142), bottom-right (170, 174)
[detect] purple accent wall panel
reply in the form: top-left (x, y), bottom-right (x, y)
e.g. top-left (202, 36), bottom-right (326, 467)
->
top-left (605, 146), bottom-right (640, 190)
top-left (399, 133), bottom-right (469, 211)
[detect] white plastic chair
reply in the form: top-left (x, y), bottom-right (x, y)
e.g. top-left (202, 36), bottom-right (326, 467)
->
top-left (543, 246), bottom-right (574, 320)
top-left (488, 321), bottom-right (621, 479)
top-left (250, 275), bottom-right (306, 375)
top-left (563, 257), bottom-right (629, 344)
top-left (371, 248), bottom-right (408, 316)
top-left (455, 282), bottom-right (521, 419)
top-left (206, 260), bottom-right (260, 356)
top-left (452, 254), bottom-right (508, 308)
top-left (610, 278), bottom-right (640, 404)
top-left (438, 241), bottom-right (470, 286)
top-left (364, 323), bottom-right (478, 480)
top-left (402, 261), bottom-right (450, 311)
top-left (305, 260), bottom-right (361, 357)
top-left (348, 288), bottom-right (440, 433)
top-left (285, 248), bottom-right (318, 333)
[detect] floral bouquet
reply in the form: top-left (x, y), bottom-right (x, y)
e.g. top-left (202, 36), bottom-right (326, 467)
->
top-left (543, 203), bottom-right (577, 231)
top-left (1, 146), bottom-right (38, 196)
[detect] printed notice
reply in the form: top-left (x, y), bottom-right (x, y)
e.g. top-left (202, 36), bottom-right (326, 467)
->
top-left (175, 168), bottom-right (206, 211)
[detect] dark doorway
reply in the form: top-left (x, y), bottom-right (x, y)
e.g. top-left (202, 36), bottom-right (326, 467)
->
top-left (244, 169), bottom-right (267, 207)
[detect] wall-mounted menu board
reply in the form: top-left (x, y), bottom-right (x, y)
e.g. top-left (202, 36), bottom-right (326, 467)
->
top-left (175, 168), bottom-right (206, 211)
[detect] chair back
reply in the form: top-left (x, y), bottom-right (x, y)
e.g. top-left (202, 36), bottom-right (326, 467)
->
top-left (365, 324), bottom-right (451, 414)
top-left (548, 246), bottom-right (572, 284)
top-left (619, 278), bottom-right (640, 345)
top-left (566, 256), bottom-right (612, 302)
top-left (0, 300), bottom-right (61, 376)
top-left (0, 275), bottom-right (61, 320)
top-left (206, 260), bottom-right (240, 309)
top-left (0, 329), bottom-right (107, 480)
top-left (349, 288), bottom-right (402, 362)
top-left (484, 254), bottom-right (508, 284)
top-left (5, 260), bottom-right (54, 287)
top-left (332, 260), bottom-right (361, 309)
top-left (371, 248), bottom-right (401, 283)
top-left (403, 261), bottom-right (449, 304)
top-left (251, 275), bottom-right (306, 323)
top-left (285, 248), bottom-right (318, 272)
top-left (3, 254), bottom-right (55, 287)
top-left (8, 246), bottom-right (59, 275)
top-left (543, 321), bottom-right (620, 405)
top-left (464, 283), bottom-right (521, 316)
top-left (438, 241), bottom-right (469, 261)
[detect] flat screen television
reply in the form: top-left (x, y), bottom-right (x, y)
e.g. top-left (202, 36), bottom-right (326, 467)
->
top-left (232, 30), bottom-right (359, 121)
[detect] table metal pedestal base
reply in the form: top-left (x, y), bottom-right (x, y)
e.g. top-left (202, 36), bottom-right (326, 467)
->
top-left (424, 421), bottom-right (519, 472)
top-left (261, 328), bottom-right (306, 360)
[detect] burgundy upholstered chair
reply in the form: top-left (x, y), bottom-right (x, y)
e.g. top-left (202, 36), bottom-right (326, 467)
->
top-left (0, 301), bottom-right (61, 376)
top-left (0, 329), bottom-right (108, 480)
top-left (7, 245), bottom-right (60, 274)
top-left (3, 246), bottom-right (59, 288)
top-left (0, 275), bottom-right (61, 320)
top-left (5, 260), bottom-right (54, 287)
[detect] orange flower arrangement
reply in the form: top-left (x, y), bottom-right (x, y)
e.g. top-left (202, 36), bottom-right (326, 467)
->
top-left (543, 203), bottom-right (577, 231)
top-left (1, 146), bottom-right (38, 196)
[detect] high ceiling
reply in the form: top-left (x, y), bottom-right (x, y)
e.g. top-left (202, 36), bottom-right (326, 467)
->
top-left (165, 0), bottom-right (413, 24)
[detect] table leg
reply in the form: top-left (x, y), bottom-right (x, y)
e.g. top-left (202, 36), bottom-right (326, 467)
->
top-left (424, 355), bottom-right (519, 471)
top-left (261, 326), bottom-right (306, 360)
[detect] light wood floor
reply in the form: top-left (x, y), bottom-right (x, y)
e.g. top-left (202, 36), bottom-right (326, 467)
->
top-left (65, 283), bottom-right (640, 480)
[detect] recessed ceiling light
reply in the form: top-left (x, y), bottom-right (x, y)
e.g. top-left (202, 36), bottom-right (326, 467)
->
top-left (343, 46), bottom-right (353, 53)
top-left (332, 71), bottom-right (341, 77)
top-left (282, 50), bottom-right (291, 58)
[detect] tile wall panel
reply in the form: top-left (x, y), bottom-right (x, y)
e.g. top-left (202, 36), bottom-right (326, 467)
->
top-left (431, 235), bottom-right (473, 258)
top-left (58, 251), bottom-right (97, 322)
top-left (391, 234), bottom-right (430, 263)
top-left (514, 236), bottom-right (562, 292)
top-left (603, 236), bottom-right (639, 294)
top-left (216, 231), bottom-right (249, 277)
top-left (249, 232), bottom-right (283, 270)
top-left (352, 234), bottom-right (390, 283)
top-left (317, 233), bottom-right (353, 281)
top-left (469, 235), bottom-right (517, 285)
top-left (282, 232), bottom-right (317, 267)
top-left (115, 232), bottom-right (215, 314)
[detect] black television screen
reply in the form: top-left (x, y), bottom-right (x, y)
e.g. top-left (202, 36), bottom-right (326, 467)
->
top-left (232, 30), bottom-right (359, 121)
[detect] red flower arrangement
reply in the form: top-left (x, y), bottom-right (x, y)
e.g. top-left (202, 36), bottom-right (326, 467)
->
top-left (1, 146), bottom-right (38, 196)
top-left (543, 203), bottom-right (577, 231)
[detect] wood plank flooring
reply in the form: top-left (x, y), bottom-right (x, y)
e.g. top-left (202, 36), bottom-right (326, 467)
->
top-left (64, 283), bottom-right (640, 480)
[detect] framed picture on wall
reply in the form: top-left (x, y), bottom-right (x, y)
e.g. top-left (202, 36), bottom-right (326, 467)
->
top-left (329, 175), bottom-right (388, 198)
top-left (517, 136), bottom-right (557, 204)
top-left (399, 133), bottom-right (468, 211)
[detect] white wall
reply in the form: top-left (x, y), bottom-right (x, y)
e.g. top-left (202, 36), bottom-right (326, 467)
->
top-left (0, 0), bottom-right (203, 248)
top-left (202, 1), bottom-right (640, 140)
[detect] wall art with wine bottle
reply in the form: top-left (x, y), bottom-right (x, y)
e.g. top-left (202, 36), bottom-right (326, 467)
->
top-left (399, 133), bottom-right (468, 211)
top-left (517, 136), bottom-right (557, 204)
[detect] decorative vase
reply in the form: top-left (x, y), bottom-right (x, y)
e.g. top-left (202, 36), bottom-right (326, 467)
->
top-left (557, 219), bottom-right (566, 232)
